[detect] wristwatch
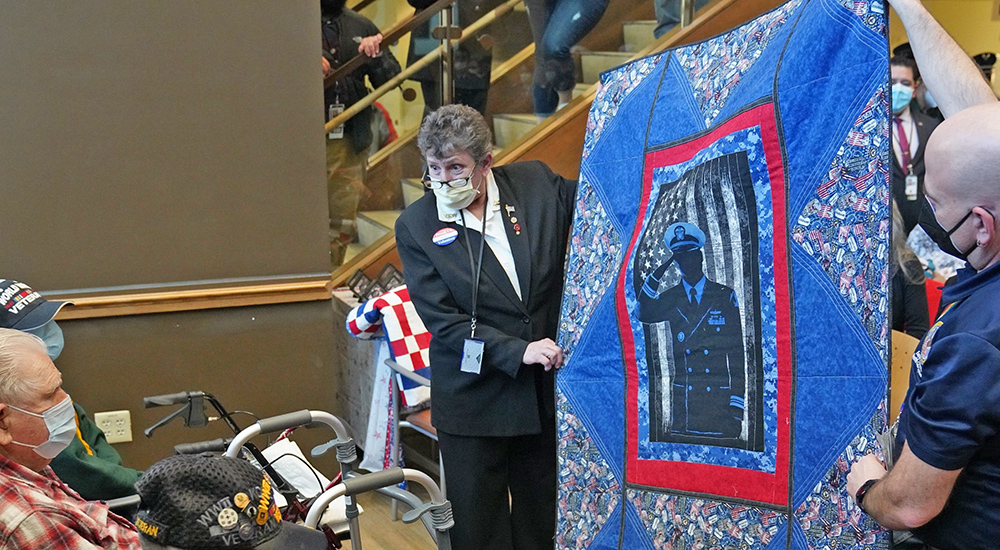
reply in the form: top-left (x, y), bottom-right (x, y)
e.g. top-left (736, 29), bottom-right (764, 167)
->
top-left (855, 479), bottom-right (879, 511)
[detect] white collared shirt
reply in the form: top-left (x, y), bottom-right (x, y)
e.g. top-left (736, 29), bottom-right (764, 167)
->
top-left (892, 108), bottom-right (919, 170)
top-left (436, 170), bottom-right (522, 300)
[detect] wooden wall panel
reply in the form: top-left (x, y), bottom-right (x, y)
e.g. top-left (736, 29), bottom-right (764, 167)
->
top-left (58, 301), bottom-right (345, 471)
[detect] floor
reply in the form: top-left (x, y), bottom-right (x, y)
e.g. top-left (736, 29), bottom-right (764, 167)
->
top-left (345, 488), bottom-right (439, 550)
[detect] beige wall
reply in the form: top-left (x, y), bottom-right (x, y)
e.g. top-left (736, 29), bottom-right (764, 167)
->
top-left (0, 2), bottom-right (351, 471)
top-left (59, 302), bottom-right (346, 471)
top-left (889, 0), bottom-right (1000, 94)
top-left (0, 1), bottom-right (330, 291)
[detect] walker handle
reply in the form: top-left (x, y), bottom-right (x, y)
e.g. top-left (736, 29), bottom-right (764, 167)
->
top-left (256, 410), bottom-right (314, 434)
top-left (342, 468), bottom-right (406, 496)
top-left (144, 391), bottom-right (200, 408)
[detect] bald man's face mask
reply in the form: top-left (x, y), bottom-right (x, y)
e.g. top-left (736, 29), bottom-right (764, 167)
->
top-left (919, 197), bottom-right (976, 261)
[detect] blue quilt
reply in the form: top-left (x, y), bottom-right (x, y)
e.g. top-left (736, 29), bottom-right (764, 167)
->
top-left (555, 0), bottom-right (891, 548)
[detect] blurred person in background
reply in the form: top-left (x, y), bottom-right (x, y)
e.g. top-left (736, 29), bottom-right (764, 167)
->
top-left (524, 0), bottom-right (609, 118)
top-left (322, 0), bottom-right (401, 264)
top-left (406, 0), bottom-right (501, 115)
top-left (891, 202), bottom-right (930, 339)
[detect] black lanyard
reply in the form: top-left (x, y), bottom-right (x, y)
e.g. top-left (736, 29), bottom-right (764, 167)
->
top-left (459, 188), bottom-right (488, 339)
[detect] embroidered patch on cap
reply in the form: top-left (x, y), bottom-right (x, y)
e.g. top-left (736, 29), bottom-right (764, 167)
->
top-left (135, 516), bottom-right (168, 541)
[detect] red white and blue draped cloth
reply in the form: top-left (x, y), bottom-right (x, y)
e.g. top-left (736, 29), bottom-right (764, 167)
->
top-left (345, 285), bottom-right (431, 472)
top-left (346, 285), bottom-right (431, 408)
top-left (556, 1), bottom-right (890, 548)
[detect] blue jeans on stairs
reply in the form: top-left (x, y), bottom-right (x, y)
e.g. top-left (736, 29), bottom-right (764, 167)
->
top-left (525, 0), bottom-right (609, 116)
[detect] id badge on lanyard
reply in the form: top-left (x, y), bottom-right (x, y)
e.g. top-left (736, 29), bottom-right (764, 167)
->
top-left (905, 165), bottom-right (918, 201)
top-left (328, 95), bottom-right (345, 140)
top-left (459, 189), bottom-right (489, 375)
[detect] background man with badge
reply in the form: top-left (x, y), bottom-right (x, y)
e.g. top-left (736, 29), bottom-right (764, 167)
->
top-left (890, 54), bottom-right (939, 236)
top-left (321, 0), bottom-right (401, 265)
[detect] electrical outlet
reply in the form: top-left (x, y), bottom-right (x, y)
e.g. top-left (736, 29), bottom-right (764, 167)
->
top-left (93, 410), bottom-right (132, 444)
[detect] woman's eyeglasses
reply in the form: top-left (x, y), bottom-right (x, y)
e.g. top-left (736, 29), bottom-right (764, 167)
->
top-left (422, 163), bottom-right (478, 190)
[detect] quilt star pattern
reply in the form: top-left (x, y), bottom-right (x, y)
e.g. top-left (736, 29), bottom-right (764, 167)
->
top-left (555, 1), bottom-right (890, 548)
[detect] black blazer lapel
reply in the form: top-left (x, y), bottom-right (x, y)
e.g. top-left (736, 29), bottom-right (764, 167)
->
top-left (912, 115), bottom-right (933, 167)
top-left (495, 172), bottom-right (532, 306)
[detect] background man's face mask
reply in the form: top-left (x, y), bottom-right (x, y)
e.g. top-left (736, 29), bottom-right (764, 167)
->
top-left (923, 88), bottom-right (938, 109)
top-left (25, 321), bottom-right (64, 361)
top-left (919, 197), bottom-right (976, 261)
top-left (891, 83), bottom-right (914, 114)
top-left (8, 395), bottom-right (76, 459)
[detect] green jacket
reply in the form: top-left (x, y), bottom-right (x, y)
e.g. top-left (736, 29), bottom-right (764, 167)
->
top-left (49, 403), bottom-right (142, 501)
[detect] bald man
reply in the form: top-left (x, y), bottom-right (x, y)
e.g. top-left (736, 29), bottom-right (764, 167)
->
top-left (844, 1), bottom-right (1000, 548)
top-left (0, 329), bottom-right (141, 549)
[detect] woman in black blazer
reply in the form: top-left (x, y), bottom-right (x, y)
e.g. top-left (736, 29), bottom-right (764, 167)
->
top-left (395, 104), bottom-right (577, 550)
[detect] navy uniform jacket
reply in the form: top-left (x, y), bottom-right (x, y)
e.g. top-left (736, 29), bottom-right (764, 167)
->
top-left (897, 260), bottom-right (1000, 549)
top-left (394, 161), bottom-right (577, 437)
top-left (638, 279), bottom-right (745, 438)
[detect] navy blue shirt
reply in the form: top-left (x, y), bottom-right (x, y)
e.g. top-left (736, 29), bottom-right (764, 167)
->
top-left (896, 260), bottom-right (1000, 549)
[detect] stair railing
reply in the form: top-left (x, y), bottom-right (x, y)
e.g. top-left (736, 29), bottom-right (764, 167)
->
top-left (324, 0), bottom-right (524, 135)
top-left (348, 0), bottom-right (380, 13)
top-left (323, 0), bottom-right (454, 90)
top-left (681, 0), bottom-right (696, 27)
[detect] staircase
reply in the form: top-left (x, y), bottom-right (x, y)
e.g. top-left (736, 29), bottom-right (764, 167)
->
top-left (344, 19), bottom-right (658, 264)
top-left (492, 23), bottom-right (654, 148)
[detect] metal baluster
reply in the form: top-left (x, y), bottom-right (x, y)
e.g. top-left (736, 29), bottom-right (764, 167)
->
top-left (680, 0), bottom-right (694, 27)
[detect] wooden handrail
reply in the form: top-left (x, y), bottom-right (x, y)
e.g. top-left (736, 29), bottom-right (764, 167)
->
top-left (331, 231), bottom-right (400, 287)
top-left (348, 0), bottom-right (379, 13)
top-left (364, 41), bottom-right (535, 170)
top-left (54, 279), bottom-right (333, 320)
top-left (324, 0), bottom-right (454, 89)
top-left (325, 0), bottom-right (523, 133)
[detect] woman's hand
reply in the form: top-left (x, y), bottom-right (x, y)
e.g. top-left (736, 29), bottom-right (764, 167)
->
top-left (523, 338), bottom-right (564, 371)
top-left (322, 56), bottom-right (331, 76)
top-left (358, 33), bottom-right (384, 58)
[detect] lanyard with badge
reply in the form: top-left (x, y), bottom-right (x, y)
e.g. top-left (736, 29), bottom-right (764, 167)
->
top-left (894, 118), bottom-right (919, 201)
top-left (328, 94), bottom-right (345, 140)
top-left (458, 187), bottom-right (488, 375)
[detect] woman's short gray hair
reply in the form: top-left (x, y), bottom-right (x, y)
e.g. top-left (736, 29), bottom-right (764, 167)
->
top-left (0, 328), bottom-right (49, 408)
top-left (417, 104), bottom-right (494, 163)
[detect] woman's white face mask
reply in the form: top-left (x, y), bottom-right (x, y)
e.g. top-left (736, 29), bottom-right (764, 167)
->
top-left (424, 156), bottom-right (483, 210)
top-left (431, 174), bottom-right (479, 210)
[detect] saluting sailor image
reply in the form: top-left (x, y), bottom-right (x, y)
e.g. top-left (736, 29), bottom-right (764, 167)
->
top-left (637, 222), bottom-right (746, 441)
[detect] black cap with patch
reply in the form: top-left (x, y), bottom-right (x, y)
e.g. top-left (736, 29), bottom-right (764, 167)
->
top-left (135, 455), bottom-right (327, 550)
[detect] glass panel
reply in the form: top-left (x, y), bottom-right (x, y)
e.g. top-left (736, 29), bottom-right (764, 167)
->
top-left (330, 0), bottom-right (658, 271)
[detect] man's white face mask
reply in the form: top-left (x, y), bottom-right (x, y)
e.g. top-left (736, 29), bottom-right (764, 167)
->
top-left (8, 395), bottom-right (76, 459)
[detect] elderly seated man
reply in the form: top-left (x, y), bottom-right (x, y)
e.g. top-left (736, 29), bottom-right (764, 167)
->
top-left (0, 328), bottom-right (141, 549)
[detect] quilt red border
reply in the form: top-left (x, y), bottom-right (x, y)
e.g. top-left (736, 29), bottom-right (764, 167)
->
top-left (618, 102), bottom-right (792, 506)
